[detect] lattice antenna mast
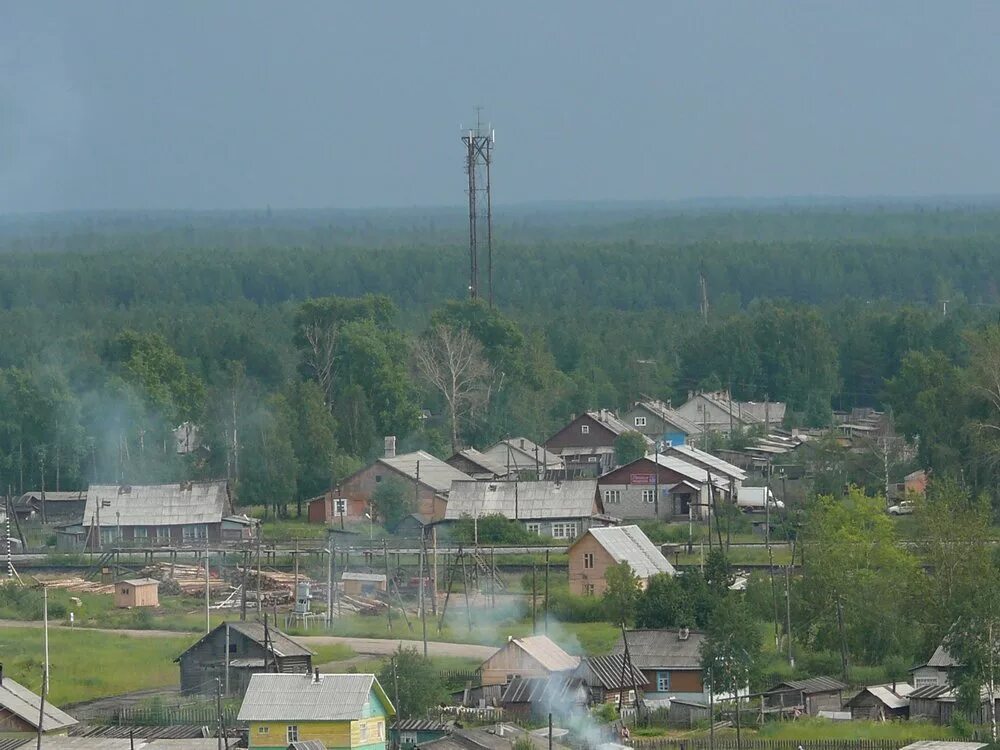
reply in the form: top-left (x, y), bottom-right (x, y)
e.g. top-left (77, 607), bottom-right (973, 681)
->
top-left (461, 109), bottom-right (495, 305)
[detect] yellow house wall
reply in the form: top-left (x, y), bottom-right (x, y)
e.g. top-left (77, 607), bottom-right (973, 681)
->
top-left (248, 718), bottom-right (386, 749)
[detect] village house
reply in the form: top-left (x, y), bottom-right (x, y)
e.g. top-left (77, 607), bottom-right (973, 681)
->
top-left (339, 438), bottom-right (472, 522)
top-left (500, 675), bottom-right (588, 720)
top-left (115, 578), bottom-right (159, 608)
top-left (621, 399), bottom-right (703, 447)
top-left (480, 635), bottom-right (580, 686)
top-left (573, 654), bottom-right (649, 706)
top-left (660, 444), bottom-right (745, 496)
top-left (545, 410), bottom-right (651, 477)
top-left (907, 685), bottom-right (1000, 726)
top-left (567, 525), bottom-right (675, 597)
top-left (13, 490), bottom-right (86, 523)
top-left (0, 666), bottom-right (78, 735)
top-left (445, 448), bottom-right (511, 480)
top-left (391, 719), bottom-right (450, 750)
top-left (393, 513), bottom-right (436, 540)
top-left (443, 479), bottom-right (605, 541)
top-left (763, 677), bottom-right (848, 716)
top-left (479, 437), bottom-right (565, 480)
top-left (71, 481), bottom-right (232, 549)
top-left (675, 390), bottom-right (786, 437)
top-left (911, 642), bottom-right (959, 688)
top-left (306, 492), bottom-right (350, 526)
top-left (237, 672), bottom-right (394, 750)
top-left (597, 454), bottom-right (730, 522)
top-left (612, 628), bottom-right (708, 703)
top-left (845, 682), bottom-right (914, 721)
top-left (176, 620), bottom-right (314, 697)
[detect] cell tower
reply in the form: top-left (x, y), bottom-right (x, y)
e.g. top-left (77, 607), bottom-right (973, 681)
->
top-left (461, 110), bottom-right (495, 305)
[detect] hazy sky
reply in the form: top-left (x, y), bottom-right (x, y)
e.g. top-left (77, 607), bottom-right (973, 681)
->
top-left (3, 2), bottom-right (1000, 212)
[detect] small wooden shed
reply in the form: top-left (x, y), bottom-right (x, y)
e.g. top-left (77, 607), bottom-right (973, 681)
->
top-left (341, 572), bottom-right (388, 596)
top-left (115, 578), bottom-right (160, 608)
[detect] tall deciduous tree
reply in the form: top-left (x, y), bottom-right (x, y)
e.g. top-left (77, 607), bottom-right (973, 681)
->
top-left (613, 431), bottom-right (648, 466)
top-left (414, 324), bottom-right (495, 451)
top-left (602, 561), bottom-right (641, 625)
top-left (239, 395), bottom-right (298, 517)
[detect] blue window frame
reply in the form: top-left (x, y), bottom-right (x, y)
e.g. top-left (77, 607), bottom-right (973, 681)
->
top-left (656, 671), bottom-right (671, 692)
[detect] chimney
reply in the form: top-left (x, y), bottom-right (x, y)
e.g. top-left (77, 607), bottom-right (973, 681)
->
top-left (314, 668), bottom-right (321, 683)
top-left (678, 627), bottom-right (689, 641)
top-left (384, 436), bottom-right (397, 459)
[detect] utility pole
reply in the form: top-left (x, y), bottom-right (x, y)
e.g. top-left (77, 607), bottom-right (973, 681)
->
top-left (42, 586), bottom-right (49, 695)
top-left (531, 564), bottom-right (537, 634)
top-left (544, 550), bottom-right (549, 635)
top-left (419, 531), bottom-right (429, 657)
top-left (383, 540), bottom-right (393, 632)
top-left (327, 537), bottom-right (334, 629)
top-left (461, 110), bottom-right (496, 304)
top-left (205, 551), bottom-right (211, 633)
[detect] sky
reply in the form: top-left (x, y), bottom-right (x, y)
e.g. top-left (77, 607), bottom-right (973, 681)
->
top-left (3, 2), bottom-right (1000, 213)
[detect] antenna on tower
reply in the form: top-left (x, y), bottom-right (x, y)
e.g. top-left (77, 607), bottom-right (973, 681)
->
top-left (461, 108), bottom-right (495, 306)
top-left (699, 263), bottom-right (710, 323)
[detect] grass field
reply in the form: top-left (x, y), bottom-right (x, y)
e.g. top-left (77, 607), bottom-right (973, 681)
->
top-left (754, 718), bottom-right (956, 740)
top-left (0, 627), bottom-right (192, 706)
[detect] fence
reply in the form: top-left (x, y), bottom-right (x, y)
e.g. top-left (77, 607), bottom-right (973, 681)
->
top-left (632, 740), bottom-right (924, 750)
top-left (90, 704), bottom-right (239, 727)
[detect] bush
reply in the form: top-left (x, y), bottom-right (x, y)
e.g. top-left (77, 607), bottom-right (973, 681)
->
top-left (592, 702), bottom-right (618, 724)
top-left (451, 514), bottom-right (545, 545)
top-left (547, 588), bottom-right (606, 623)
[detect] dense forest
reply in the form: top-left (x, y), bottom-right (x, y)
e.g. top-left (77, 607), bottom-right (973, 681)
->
top-left (2, 204), bottom-right (1000, 513)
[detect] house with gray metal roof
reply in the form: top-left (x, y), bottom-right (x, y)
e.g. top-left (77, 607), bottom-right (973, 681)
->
top-left (612, 629), bottom-right (709, 702)
top-left (574, 654), bottom-right (649, 706)
top-left (763, 676), bottom-right (848, 716)
top-left (0, 667), bottom-right (77, 734)
top-left (911, 642), bottom-right (960, 688)
top-left (479, 438), bottom-right (565, 480)
top-left (480, 635), bottom-right (580, 686)
top-left (545, 410), bottom-right (653, 477)
top-left (445, 448), bottom-right (511, 480)
top-left (442, 479), bottom-right (604, 540)
top-left (621, 400), bottom-right (703, 447)
top-left (597, 454), bottom-right (729, 523)
top-left (79, 481), bottom-right (230, 549)
top-left (567, 525), bottom-right (674, 597)
top-left (238, 672), bottom-right (394, 750)
top-left (675, 390), bottom-right (786, 437)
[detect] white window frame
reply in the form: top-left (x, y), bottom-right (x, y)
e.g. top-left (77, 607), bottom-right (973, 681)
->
top-left (583, 552), bottom-right (594, 569)
top-left (133, 527), bottom-right (148, 539)
top-left (581, 424), bottom-right (590, 434)
top-left (334, 498), bottom-right (347, 514)
top-left (552, 522), bottom-right (578, 540)
top-left (641, 489), bottom-right (656, 504)
top-left (603, 489), bottom-right (621, 504)
top-left (657, 671), bottom-right (671, 692)
top-left (525, 522), bottom-right (541, 535)
top-left (584, 583), bottom-right (595, 596)
top-left (257, 726), bottom-right (269, 736)
top-left (287, 725), bottom-right (299, 743)
top-left (634, 416), bottom-right (647, 427)
top-left (587, 456), bottom-right (598, 463)
top-left (156, 526), bottom-right (170, 540)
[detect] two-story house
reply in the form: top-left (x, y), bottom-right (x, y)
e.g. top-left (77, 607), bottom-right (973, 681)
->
top-left (597, 454), bottom-right (729, 521)
top-left (545, 410), bottom-right (651, 477)
top-left (567, 525), bottom-right (675, 597)
top-left (675, 390), bottom-right (786, 438)
top-left (238, 672), bottom-right (394, 750)
top-left (620, 400), bottom-right (702, 447)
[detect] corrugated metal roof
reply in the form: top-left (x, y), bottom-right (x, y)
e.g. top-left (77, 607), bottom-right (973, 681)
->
top-left (392, 718), bottom-right (449, 732)
top-left (237, 673), bottom-right (394, 722)
top-left (637, 455), bottom-right (730, 491)
top-left (577, 526), bottom-right (676, 578)
top-left (0, 676), bottom-right (78, 732)
top-left (584, 410), bottom-right (642, 438)
top-left (927, 644), bottom-right (958, 668)
top-left (848, 683), bottom-right (914, 709)
top-left (612, 629), bottom-right (706, 670)
top-left (450, 449), bottom-right (509, 477)
top-left (481, 439), bottom-right (565, 472)
top-left (500, 676), bottom-right (588, 707)
top-left (177, 621), bottom-right (313, 661)
top-left (909, 684), bottom-right (954, 700)
top-left (380, 452), bottom-right (472, 494)
top-left (632, 401), bottom-right (703, 436)
top-left (768, 676), bottom-right (847, 694)
top-left (484, 636), bottom-right (579, 673)
top-left (71, 725), bottom-right (213, 739)
top-left (664, 445), bottom-right (746, 481)
top-left (341, 572), bottom-right (387, 583)
top-left (576, 654), bottom-right (649, 690)
top-left (83, 482), bottom-right (227, 527)
top-left (444, 480), bottom-right (597, 521)
top-left (288, 742), bottom-right (328, 750)
top-left (900, 743), bottom-right (986, 750)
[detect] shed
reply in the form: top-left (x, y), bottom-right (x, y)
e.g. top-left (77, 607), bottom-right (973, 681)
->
top-left (341, 572), bottom-right (388, 597)
top-left (0, 668), bottom-right (78, 734)
top-left (446, 449), bottom-right (510, 480)
top-left (391, 718), bottom-right (450, 749)
top-left (500, 675), bottom-right (588, 719)
top-left (115, 578), bottom-right (160, 608)
top-left (763, 676), bottom-right (847, 716)
top-left (669, 698), bottom-right (710, 728)
top-left (844, 682), bottom-right (913, 720)
top-left (480, 635), bottom-right (579, 686)
top-left (574, 654), bottom-right (649, 705)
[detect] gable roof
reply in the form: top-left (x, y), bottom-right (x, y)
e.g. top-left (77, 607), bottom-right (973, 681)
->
top-left (767, 676), bottom-right (848, 694)
top-left (237, 673), bottom-right (394, 722)
top-left (575, 654), bottom-right (649, 690)
top-left (608, 455), bottom-right (729, 491)
top-left (631, 400), bottom-right (703, 436)
top-left (500, 675), bottom-right (588, 706)
top-left (662, 444), bottom-right (746, 481)
top-left (378, 451), bottom-right (472, 494)
top-left (612, 629), bottom-right (706, 670)
top-left (584, 410), bottom-right (640, 437)
top-left (176, 621), bottom-right (313, 662)
top-left (485, 635), bottom-right (579, 673)
top-left (0, 675), bottom-right (77, 732)
top-left (846, 683), bottom-right (914, 710)
top-left (926, 644), bottom-right (959, 669)
top-left (83, 481), bottom-right (228, 527)
top-left (574, 526), bottom-right (675, 579)
top-left (481, 438), bottom-right (565, 471)
top-left (443, 480), bottom-right (598, 521)
top-left (448, 449), bottom-right (509, 478)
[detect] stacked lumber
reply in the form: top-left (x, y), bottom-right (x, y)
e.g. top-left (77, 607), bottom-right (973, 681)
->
top-left (41, 576), bottom-right (115, 595)
top-left (139, 563), bottom-right (227, 596)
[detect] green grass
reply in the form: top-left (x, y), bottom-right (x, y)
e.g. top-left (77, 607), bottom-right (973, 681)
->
top-left (310, 642), bottom-right (356, 664)
top-left (755, 718), bottom-right (956, 740)
top-left (0, 627), bottom-right (192, 705)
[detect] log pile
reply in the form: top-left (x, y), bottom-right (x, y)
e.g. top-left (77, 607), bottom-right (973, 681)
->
top-left (139, 562), bottom-right (227, 596)
top-left (40, 577), bottom-right (115, 595)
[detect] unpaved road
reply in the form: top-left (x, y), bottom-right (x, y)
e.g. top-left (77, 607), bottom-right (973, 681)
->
top-left (0, 619), bottom-right (495, 658)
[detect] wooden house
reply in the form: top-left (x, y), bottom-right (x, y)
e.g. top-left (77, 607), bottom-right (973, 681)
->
top-left (341, 572), bottom-right (387, 597)
top-left (0, 666), bottom-right (77, 734)
top-left (567, 525), bottom-right (675, 597)
top-left (598, 455), bottom-right (729, 522)
top-left (480, 438), bottom-right (565, 480)
top-left (13, 491), bottom-right (86, 522)
top-left (115, 577), bottom-right (160, 608)
top-left (845, 683), bottom-right (913, 720)
top-left (763, 677), bottom-right (847, 716)
top-left (391, 719), bottom-right (450, 750)
top-left (480, 635), bottom-right (579, 686)
top-left (446, 449), bottom-right (510, 480)
top-left (573, 654), bottom-right (648, 705)
top-left (176, 621), bottom-right (313, 696)
top-left (911, 643), bottom-right (959, 688)
top-left (443, 480), bottom-right (605, 541)
top-left (237, 672), bottom-right (394, 750)
top-left (621, 400), bottom-right (702, 447)
top-left (339, 439), bottom-right (472, 522)
top-left (500, 675), bottom-right (588, 719)
top-left (612, 629), bottom-right (708, 702)
top-left (546, 410), bottom-right (651, 477)
top-left (675, 390), bottom-right (786, 437)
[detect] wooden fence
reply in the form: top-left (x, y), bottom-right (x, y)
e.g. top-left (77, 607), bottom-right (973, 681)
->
top-left (632, 739), bottom-right (924, 750)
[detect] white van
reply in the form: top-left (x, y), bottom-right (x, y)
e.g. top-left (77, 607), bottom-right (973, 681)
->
top-left (736, 486), bottom-right (784, 512)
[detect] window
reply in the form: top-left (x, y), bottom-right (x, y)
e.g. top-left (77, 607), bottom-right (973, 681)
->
top-left (359, 722), bottom-right (370, 742)
top-left (334, 498), bottom-right (347, 514)
top-left (603, 489), bottom-right (621, 504)
top-left (634, 416), bottom-right (647, 427)
top-left (581, 424), bottom-right (590, 435)
top-left (584, 583), bottom-right (595, 596)
top-left (914, 676), bottom-right (939, 688)
top-left (228, 642), bottom-right (237, 654)
top-left (587, 456), bottom-right (598, 463)
top-left (378, 723), bottom-right (386, 740)
top-left (583, 552), bottom-right (594, 569)
top-left (641, 489), bottom-right (655, 504)
top-left (375, 474), bottom-right (383, 483)
top-left (182, 525), bottom-right (208, 541)
top-left (133, 527), bottom-right (148, 539)
top-left (551, 523), bottom-right (578, 540)
top-left (656, 671), bottom-right (671, 692)
top-left (156, 527), bottom-right (170, 540)
top-left (401, 732), bottom-right (418, 746)
top-left (525, 523), bottom-right (541, 535)
top-left (257, 726), bottom-right (269, 735)
top-left (287, 725), bottom-right (299, 743)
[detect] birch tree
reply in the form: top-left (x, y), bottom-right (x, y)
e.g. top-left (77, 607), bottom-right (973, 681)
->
top-left (413, 325), bottom-right (495, 452)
